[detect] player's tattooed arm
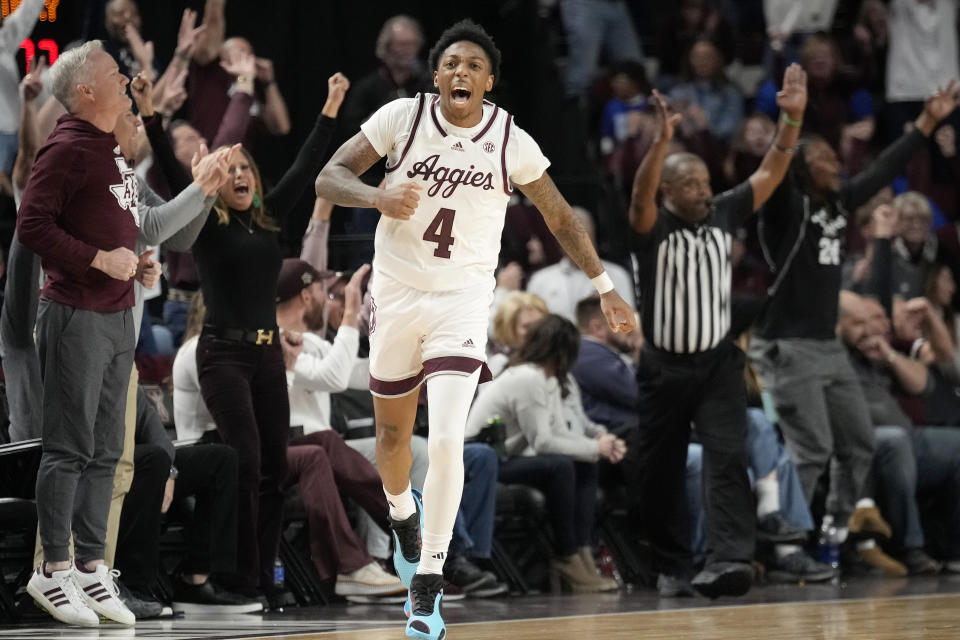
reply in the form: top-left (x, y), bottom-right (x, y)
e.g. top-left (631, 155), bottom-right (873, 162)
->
top-left (315, 131), bottom-right (384, 208)
top-left (517, 172), bottom-right (604, 278)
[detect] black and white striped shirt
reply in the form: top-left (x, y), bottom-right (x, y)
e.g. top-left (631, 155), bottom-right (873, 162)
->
top-left (632, 182), bottom-right (754, 354)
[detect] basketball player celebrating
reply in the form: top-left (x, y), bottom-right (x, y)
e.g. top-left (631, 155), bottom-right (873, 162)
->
top-left (316, 19), bottom-right (635, 640)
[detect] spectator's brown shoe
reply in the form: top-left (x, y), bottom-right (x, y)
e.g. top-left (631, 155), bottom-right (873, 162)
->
top-left (848, 505), bottom-right (892, 541)
top-left (858, 546), bottom-right (907, 577)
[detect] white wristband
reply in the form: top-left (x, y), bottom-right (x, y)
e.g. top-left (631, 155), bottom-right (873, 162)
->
top-left (591, 271), bottom-right (615, 295)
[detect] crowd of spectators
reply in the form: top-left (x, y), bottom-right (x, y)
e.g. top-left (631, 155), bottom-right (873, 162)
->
top-left (1, 0), bottom-right (960, 627)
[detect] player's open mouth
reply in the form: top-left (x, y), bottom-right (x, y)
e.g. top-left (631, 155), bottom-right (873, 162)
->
top-left (451, 88), bottom-right (471, 104)
top-left (235, 184), bottom-right (249, 195)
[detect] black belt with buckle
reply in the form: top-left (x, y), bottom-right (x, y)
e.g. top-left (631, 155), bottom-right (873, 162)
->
top-left (203, 325), bottom-right (277, 346)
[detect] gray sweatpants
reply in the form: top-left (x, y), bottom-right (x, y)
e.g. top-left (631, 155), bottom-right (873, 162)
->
top-left (35, 298), bottom-right (136, 563)
top-left (749, 337), bottom-right (874, 524)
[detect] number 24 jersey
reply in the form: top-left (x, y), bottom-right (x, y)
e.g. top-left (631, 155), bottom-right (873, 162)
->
top-left (361, 93), bottom-right (550, 292)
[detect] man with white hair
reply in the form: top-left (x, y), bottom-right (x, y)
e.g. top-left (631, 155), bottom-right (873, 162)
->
top-left (16, 41), bottom-right (142, 628)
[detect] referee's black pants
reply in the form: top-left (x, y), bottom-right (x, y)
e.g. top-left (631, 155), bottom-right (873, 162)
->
top-left (630, 340), bottom-right (755, 578)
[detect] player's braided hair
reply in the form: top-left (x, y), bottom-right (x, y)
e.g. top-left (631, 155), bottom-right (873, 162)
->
top-left (428, 19), bottom-right (501, 85)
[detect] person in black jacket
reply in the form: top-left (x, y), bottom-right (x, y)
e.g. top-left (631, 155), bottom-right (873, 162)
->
top-left (146, 71), bottom-right (350, 596)
top-left (749, 81), bottom-right (960, 556)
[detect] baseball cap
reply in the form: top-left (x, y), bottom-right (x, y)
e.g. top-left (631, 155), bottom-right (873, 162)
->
top-left (276, 258), bottom-right (333, 303)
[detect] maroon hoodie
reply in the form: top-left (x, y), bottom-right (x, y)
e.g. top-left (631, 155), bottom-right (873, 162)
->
top-left (17, 114), bottom-right (141, 312)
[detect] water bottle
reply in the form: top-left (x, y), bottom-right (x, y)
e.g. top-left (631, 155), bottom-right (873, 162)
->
top-left (273, 557), bottom-right (285, 588)
top-left (817, 515), bottom-right (840, 572)
top-left (485, 416), bottom-right (508, 462)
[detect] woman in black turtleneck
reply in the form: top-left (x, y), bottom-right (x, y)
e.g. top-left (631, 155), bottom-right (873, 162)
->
top-left (188, 72), bottom-right (350, 594)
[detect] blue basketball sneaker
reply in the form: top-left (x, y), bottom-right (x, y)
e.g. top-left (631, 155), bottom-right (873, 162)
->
top-left (405, 573), bottom-right (445, 640)
top-left (390, 489), bottom-right (423, 588)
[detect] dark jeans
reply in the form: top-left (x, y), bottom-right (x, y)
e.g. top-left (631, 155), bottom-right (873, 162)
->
top-left (286, 430), bottom-right (387, 581)
top-left (499, 454), bottom-right (598, 557)
top-left (452, 443), bottom-right (498, 559)
top-left (162, 299), bottom-right (190, 349)
top-left (633, 340), bottom-right (755, 577)
top-left (874, 426), bottom-right (960, 557)
top-left (115, 443), bottom-right (238, 589)
top-left (196, 331), bottom-right (289, 588)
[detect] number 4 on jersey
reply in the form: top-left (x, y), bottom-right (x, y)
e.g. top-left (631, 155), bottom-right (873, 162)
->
top-left (423, 208), bottom-right (456, 259)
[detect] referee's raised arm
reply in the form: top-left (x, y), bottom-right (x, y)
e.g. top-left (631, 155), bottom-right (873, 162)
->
top-left (628, 90), bottom-right (680, 235)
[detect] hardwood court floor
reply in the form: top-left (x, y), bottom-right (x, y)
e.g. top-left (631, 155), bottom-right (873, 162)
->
top-left (3, 575), bottom-right (960, 639)
top-left (311, 594), bottom-right (960, 640)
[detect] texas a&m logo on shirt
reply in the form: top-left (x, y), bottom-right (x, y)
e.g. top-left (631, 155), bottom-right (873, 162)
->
top-left (109, 152), bottom-right (140, 226)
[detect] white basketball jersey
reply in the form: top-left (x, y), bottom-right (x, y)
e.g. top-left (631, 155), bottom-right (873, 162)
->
top-left (361, 93), bottom-right (550, 292)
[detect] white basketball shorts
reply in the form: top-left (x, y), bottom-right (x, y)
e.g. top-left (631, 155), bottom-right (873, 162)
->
top-left (368, 269), bottom-right (494, 398)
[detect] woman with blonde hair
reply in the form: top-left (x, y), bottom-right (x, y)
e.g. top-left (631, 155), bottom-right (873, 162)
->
top-left (488, 291), bottom-right (549, 377)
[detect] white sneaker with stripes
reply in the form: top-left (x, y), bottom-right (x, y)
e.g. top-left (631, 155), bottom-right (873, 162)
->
top-left (72, 563), bottom-right (136, 626)
top-left (26, 565), bottom-right (99, 627)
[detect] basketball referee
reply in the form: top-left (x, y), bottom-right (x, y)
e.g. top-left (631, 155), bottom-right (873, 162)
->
top-left (627, 64), bottom-right (807, 598)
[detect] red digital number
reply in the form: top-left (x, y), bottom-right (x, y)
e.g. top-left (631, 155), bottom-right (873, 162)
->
top-left (422, 208), bottom-right (456, 259)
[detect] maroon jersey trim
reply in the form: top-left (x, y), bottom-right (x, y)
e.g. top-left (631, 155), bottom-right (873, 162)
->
top-left (500, 114), bottom-right (514, 195)
top-left (385, 93), bottom-right (427, 174)
top-left (423, 356), bottom-right (493, 383)
top-left (471, 105), bottom-right (500, 142)
top-left (369, 370), bottom-right (425, 397)
top-left (430, 95), bottom-right (447, 137)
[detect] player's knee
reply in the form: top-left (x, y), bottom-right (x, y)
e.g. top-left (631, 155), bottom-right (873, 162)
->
top-left (376, 427), bottom-right (408, 457)
top-left (427, 433), bottom-right (463, 467)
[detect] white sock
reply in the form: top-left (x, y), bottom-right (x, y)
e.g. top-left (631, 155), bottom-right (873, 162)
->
top-left (384, 482), bottom-right (416, 521)
top-left (835, 526), bottom-right (849, 544)
top-left (416, 370), bottom-right (481, 576)
top-left (755, 472), bottom-right (780, 518)
top-left (856, 498), bottom-right (876, 510)
top-left (418, 529), bottom-right (452, 575)
top-left (774, 544), bottom-right (802, 561)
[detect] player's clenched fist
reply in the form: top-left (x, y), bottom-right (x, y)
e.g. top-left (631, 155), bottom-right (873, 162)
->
top-left (375, 182), bottom-right (422, 220)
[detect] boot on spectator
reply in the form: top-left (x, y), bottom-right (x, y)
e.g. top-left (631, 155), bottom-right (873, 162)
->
top-left (848, 504), bottom-right (892, 541)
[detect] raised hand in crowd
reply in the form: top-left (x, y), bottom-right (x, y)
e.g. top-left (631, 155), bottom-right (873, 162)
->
top-left (151, 8), bottom-right (207, 105)
top-left (157, 69), bottom-right (189, 116)
top-left (133, 69), bottom-right (189, 119)
top-left (92, 247), bottom-right (140, 281)
top-left (220, 50), bottom-right (257, 95)
top-left (916, 79), bottom-right (960, 136)
top-left (175, 8), bottom-right (208, 62)
top-left (871, 203), bottom-right (898, 239)
top-left (131, 72), bottom-right (154, 115)
top-left (136, 249), bottom-right (162, 289)
top-left (321, 72), bottom-right (351, 118)
top-left (221, 49), bottom-right (257, 80)
top-left (22, 55), bottom-right (45, 102)
top-left (192, 143), bottom-right (237, 195)
top-left (124, 23), bottom-right (155, 82)
top-left (775, 62), bottom-right (808, 125)
top-left (342, 264), bottom-right (371, 329)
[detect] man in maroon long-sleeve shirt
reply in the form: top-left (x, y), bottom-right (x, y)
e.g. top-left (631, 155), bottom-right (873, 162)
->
top-left (17, 41), bottom-right (142, 628)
